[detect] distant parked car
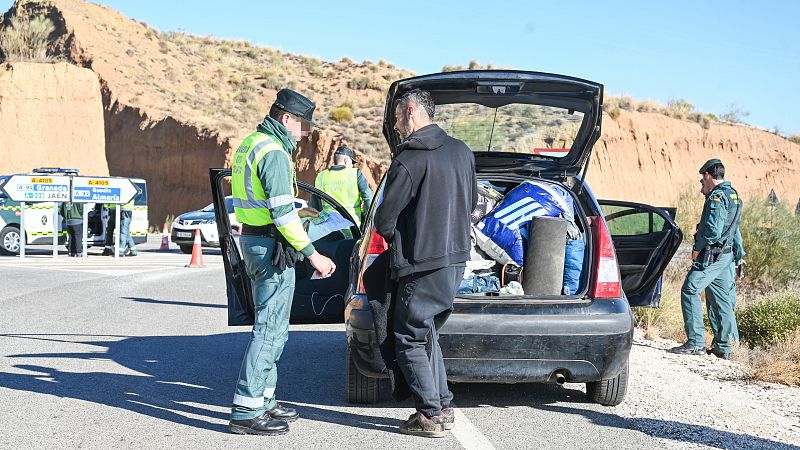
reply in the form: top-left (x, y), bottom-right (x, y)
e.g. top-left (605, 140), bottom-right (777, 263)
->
top-left (171, 197), bottom-right (240, 253)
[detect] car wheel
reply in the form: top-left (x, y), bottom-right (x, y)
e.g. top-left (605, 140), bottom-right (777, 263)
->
top-left (345, 345), bottom-right (381, 404)
top-left (179, 244), bottom-right (193, 254)
top-left (0, 225), bottom-right (21, 256)
top-left (586, 361), bottom-right (629, 406)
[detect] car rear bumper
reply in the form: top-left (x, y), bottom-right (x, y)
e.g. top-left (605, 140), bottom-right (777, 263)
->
top-left (171, 225), bottom-right (220, 247)
top-left (345, 294), bottom-right (634, 383)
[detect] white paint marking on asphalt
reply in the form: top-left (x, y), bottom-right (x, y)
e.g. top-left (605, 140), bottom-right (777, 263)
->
top-left (451, 404), bottom-right (495, 450)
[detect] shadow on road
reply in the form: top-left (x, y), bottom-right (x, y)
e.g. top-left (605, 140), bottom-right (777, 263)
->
top-left (120, 296), bottom-right (227, 309)
top-left (2, 330), bottom-right (796, 448)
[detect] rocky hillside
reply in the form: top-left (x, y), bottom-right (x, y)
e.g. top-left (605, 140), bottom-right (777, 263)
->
top-left (591, 110), bottom-right (800, 206)
top-left (1, 0), bottom-right (798, 226)
top-left (2, 0), bottom-right (404, 225)
top-left (0, 62), bottom-right (107, 176)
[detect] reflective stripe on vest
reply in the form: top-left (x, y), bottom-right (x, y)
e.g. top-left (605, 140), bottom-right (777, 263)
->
top-left (231, 132), bottom-right (290, 226)
top-left (315, 167), bottom-right (362, 225)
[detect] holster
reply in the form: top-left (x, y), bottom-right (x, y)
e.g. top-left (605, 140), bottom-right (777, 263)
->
top-left (242, 224), bottom-right (304, 271)
top-left (697, 245), bottom-right (731, 268)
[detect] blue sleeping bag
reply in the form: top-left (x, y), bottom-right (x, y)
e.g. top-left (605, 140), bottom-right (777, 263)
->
top-left (474, 181), bottom-right (572, 266)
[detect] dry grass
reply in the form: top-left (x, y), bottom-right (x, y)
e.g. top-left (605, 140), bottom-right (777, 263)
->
top-left (736, 331), bottom-right (800, 386)
top-left (0, 14), bottom-right (56, 63)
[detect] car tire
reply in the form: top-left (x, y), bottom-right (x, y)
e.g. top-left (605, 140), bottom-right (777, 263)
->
top-left (179, 244), bottom-right (193, 254)
top-left (586, 361), bottom-right (629, 406)
top-left (0, 225), bottom-right (21, 256)
top-left (345, 345), bottom-right (381, 404)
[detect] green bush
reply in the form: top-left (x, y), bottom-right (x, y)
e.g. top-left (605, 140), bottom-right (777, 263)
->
top-left (347, 75), bottom-right (382, 90)
top-left (739, 198), bottom-right (800, 287)
top-left (0, 14), bottom-right (56, 63)
top-left (330, 105), bottom-right (354, 122)
top-left (738, 291), bottom-right (800, 348)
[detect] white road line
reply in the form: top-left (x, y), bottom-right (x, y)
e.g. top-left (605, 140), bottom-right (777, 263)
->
top-left (451, 404), bottom-right (495, 450)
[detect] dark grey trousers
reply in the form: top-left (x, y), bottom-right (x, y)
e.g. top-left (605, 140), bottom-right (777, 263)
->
top-left (393, 264), bottom-right (464, 418)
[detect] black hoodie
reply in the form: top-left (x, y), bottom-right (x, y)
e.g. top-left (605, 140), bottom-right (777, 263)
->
top-left (375, 124), bottom-right (477, 279)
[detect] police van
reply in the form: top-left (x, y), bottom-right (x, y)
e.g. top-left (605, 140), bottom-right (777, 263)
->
top-left (0, 169), bottom-right (148, 256)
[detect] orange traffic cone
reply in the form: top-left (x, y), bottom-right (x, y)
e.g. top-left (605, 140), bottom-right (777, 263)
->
top-left (159, 223), bottom-right (170, 250)
top-left (185, 228), bottom-right (204, 268)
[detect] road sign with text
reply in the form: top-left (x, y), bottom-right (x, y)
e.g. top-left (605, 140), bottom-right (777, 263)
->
top-left (0, 175), bottom-right (71, 202)
top-left (71, 177), bottom-right (138, 204)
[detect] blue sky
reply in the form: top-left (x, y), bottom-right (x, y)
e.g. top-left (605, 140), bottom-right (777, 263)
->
top-left (5, 0), bottom-right (798, 134)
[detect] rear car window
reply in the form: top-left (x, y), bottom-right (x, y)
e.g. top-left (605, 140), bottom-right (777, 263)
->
top-left (436, 103), bottom-right (584, 156)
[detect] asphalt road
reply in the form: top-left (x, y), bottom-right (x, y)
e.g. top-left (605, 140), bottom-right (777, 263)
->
top-left (0, 237), bottom-right (739, 449)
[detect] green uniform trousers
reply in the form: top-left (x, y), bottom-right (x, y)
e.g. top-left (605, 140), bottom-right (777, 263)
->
top-left (231, 235), bottom-right (295, 420)
top-left (680, 252), bottom-right (739, 352)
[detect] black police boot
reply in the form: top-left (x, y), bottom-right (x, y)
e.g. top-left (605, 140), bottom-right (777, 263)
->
top-left (229, 416), bottom-right (289, 436)
top-left (101, 248), bottom-right (113, 256)
top-left (709, 348), bottom-right (733, 360)
top-left (668, 342), bottom-right (706, 355)
top-left (265, 403), bottom-right (299, 422)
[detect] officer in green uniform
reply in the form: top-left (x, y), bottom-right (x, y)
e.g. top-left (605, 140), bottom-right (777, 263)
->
top-left (59, 201), bottom-right (84, 257)
top-left (118, 199), bottom-right (137, 257)
top-left (671, 158), bottom-right (745, 359)
top-left (228, 88), bottom-right (336, 436)
top-left (311, 145), bottom-right (373, 228)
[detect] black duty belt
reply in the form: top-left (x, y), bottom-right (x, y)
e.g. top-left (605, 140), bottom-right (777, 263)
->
top-left (241, 223), bottom-right (280, 238)
top-left (709, 245), bottom-right (733, 254)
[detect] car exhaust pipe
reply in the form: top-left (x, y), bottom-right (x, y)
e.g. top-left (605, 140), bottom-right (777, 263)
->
top-left (553, 370), bottom-right (567, 385)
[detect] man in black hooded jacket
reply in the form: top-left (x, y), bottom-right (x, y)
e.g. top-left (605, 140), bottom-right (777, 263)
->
top-left (375, 88), bottom-right (477, 437)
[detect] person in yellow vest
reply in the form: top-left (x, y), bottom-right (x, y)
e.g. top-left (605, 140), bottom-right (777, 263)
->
top-left (229, 88), bottom-right (336, 436)
top-left (311, 146), bottom-right (373, 228)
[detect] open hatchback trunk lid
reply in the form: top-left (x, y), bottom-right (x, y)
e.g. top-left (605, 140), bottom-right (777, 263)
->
top-left (383, 70), bottom-right (603, 175)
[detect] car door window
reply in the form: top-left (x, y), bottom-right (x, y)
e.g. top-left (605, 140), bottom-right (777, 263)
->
top-left (603, 205), bottom-right (667, 236)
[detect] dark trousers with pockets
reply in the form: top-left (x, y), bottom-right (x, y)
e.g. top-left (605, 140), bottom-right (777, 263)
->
top-left (394, 264), bottom-right (464, 418)
top-left (66, 223), bottom-right (83, 255)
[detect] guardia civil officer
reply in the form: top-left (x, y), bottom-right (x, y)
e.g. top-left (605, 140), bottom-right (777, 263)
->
top-left (229, 88), bottom-right (336, 436)
top-left (311, 145), bottom-right (373, 227)
top-left (670, 158), bottom-right (745, 360)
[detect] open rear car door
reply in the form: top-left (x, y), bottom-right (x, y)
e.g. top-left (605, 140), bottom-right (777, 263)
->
top-left (209, 168), bottom-right (361, 325)
top-left (598, 200), bottom-right (683, 307)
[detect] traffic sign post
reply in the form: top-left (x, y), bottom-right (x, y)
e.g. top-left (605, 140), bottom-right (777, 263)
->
top-left (0, 175), bottom-right (71, 259)
top-left (70, 177), bottom-right (138, 260)
top-left (20, 202), bottom-right (26, 258)
top-left (82, 206), bottom-right (89, 260)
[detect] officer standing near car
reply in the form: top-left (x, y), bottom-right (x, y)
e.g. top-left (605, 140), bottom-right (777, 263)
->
top-left (671, 158), bottom-right (745, 360)
top-left (228, 88), bottom-right (336, 436)
top-left (118, 199), bottom-right (137, 257)
top-left (311, 145), bottom-right (373, 227)
top-left (59, 200), bottom-right (84, 257)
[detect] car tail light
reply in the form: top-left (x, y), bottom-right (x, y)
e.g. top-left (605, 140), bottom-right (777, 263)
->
top-left (357, 228), bottom-right (388, 294)
top-left (366, 228), bottom-right (388, 255)
top-left (591, 215), bottom-right (622, 299)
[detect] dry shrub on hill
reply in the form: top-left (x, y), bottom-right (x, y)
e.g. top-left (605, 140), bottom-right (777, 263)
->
top-left (0, 14), bottom-right (56, 62)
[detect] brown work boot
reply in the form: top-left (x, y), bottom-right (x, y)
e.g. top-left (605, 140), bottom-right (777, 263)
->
top-left (399, 412), bottom-right (446, 438)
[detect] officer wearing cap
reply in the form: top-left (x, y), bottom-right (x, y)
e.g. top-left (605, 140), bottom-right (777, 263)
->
top-left (311, 145), bottom-right (373, 228)
top-left (229, 88), bottom-right (336, 436)
top-left (670, 158), bottom-right (745, 360)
